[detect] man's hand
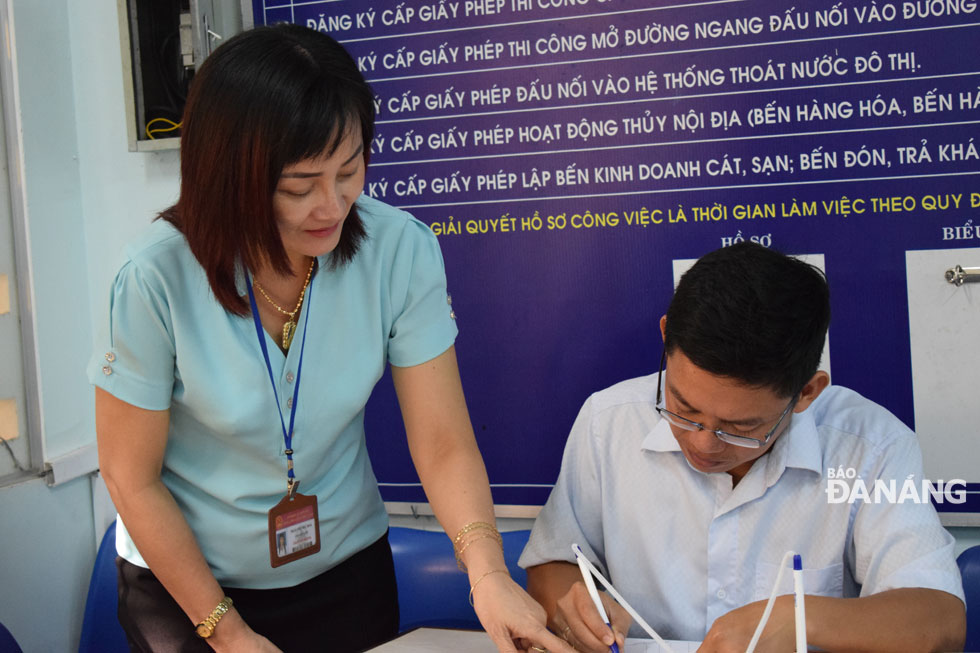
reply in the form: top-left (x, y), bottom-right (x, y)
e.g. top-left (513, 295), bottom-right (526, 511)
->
top-left (698, 595), bottom-right (795, 653)
top-left (549, 581), bottom-right (630, 653)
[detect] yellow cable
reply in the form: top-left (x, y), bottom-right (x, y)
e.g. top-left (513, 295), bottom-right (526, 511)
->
top-left (145, 117), bottom-right (181, 140)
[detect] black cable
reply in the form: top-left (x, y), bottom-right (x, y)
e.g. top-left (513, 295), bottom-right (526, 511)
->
top-left (158, 30), bottom-right (188, 107)
top-left (0, 437), bottom-right (27, 473)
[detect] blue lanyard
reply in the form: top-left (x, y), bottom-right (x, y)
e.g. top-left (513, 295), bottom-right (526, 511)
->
top-left (245, 268), bottom-right (313, 495)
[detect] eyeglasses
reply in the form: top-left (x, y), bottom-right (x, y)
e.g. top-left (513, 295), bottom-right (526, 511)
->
top-left (655, 350), bottom-right (796, 449)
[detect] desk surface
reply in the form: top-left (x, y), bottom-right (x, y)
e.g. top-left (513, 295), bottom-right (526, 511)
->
top-left (367, 628), bottom-right (700, 652)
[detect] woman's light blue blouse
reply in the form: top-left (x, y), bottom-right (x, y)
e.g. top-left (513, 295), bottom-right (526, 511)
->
top-left (88, 195), bottom-right (457, 588)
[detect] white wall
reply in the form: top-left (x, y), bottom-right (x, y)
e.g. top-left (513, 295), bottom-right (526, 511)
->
top-left (0, 475), bottom-right (97, 650)
top-left (0, 1), bottom-right (977, 652)
top-left (0, 0), bottom-right (178, 650)
top-left (68, 1), bottom-right (182, 327)
top-left (3, 0), bottom-right (179, 464)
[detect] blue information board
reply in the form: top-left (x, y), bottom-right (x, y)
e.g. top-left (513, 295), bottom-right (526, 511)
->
top-left (253, 0), bottom-right (980, 515)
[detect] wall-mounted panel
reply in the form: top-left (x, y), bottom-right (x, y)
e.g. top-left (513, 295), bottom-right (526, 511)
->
top-left (254, 0), bottom-right (980, 518)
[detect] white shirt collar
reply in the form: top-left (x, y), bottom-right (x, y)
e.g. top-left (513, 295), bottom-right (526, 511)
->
top-left (641, 417), bottom-right (681, 453)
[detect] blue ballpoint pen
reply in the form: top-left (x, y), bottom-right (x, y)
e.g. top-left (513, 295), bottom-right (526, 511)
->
top-left (793, 554), bottom-right (807, 652)
top-left (573, 544), bottom-right (620, 653)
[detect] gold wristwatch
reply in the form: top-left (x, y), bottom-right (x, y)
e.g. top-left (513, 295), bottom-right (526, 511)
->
top-left (195, 596), bottom-right (233, 639)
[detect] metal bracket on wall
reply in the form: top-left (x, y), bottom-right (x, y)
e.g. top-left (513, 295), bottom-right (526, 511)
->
top-left (944, 265), bottom-right (980, 286)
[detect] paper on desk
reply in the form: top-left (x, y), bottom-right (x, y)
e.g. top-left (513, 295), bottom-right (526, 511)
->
top-left (626, 638), bottom-right (701, 652)
top-left (365, 628), bottom-right (700, 652)
top-left (367, 628), bottom-right (497, 651)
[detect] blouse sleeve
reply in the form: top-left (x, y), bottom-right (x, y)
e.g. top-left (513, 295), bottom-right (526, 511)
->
top-left (87, 259), bottom-right (176, 411)
top-left (386, 218), bottom-right (459, 368)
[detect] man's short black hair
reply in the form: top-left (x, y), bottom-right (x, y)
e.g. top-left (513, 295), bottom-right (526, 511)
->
top-left (664, 242), bottom-right (831, 398)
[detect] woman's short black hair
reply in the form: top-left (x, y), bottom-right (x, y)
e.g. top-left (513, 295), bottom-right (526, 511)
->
top-left (161, 24), bottom-right (374, 314)
top-left (664, 242), bottom-right (831, 397)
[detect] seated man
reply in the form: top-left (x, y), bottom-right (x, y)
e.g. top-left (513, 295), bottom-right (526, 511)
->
top-left (520, 242), bottom-right (965, 652)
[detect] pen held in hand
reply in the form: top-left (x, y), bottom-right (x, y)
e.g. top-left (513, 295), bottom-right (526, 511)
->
top-left (570, 544), bottom-right (675, 652)
top-left (572, 544), bottom-right (620, 653)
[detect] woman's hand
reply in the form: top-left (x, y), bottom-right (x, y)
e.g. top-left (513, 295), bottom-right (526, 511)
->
top-left (471, 571), bottom-right (577, 653)
top-left (207, 609), bottom-right (283, 653)
top-left (391, 352), bottom-right (575, 652)
top-left (548, 580), bottom-right (629, 653)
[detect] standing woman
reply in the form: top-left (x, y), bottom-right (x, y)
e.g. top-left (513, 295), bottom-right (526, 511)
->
top-left (90, 24), bottom-right (569, 653)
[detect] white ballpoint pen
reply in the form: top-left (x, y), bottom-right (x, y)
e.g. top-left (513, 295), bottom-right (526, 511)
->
top-left (572, 544), bottom-right (620, 653)
top-left (570, 544), bottom-right (675, 652)
top-left (793, 554), bottom-right (807, 652)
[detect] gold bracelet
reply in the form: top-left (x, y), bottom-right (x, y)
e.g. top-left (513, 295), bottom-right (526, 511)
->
top-left (468, 569), bottom-right (508, 606)
top-left (453, 521), bottom-right (497, 546)
top-left (453, 521), bottom-right (502, 571)
top-left (454, 530), bottom-right (503, 571)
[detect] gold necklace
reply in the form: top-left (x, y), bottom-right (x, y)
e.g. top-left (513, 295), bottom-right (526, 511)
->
top-left (254, 258), bottom-right (315, 349)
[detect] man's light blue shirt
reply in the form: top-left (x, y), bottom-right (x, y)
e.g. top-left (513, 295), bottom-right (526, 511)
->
top-left (520, 373), bottom-right (964, 641)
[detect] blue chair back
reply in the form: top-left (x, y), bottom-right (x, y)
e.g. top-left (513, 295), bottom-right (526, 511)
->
top-left (79, 521), bottom-right (129, 653)
top-left (77, 523), bottom-right (531, 644)
top-left (389, 527), bottom-right (530, 632)
top-left (960, 544), bottom-right (980, 652)
top-left (0, 621), bottom-right (22, 653)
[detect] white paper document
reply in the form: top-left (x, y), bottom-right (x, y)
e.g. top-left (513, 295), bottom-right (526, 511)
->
top-left (626, 638), bottom-right (701, 652)
top-left (367, 628), bottom-right (700, 652)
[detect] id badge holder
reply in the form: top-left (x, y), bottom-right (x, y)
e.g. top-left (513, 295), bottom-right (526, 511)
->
top-left (268, 480), bottom-right (321, 568)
